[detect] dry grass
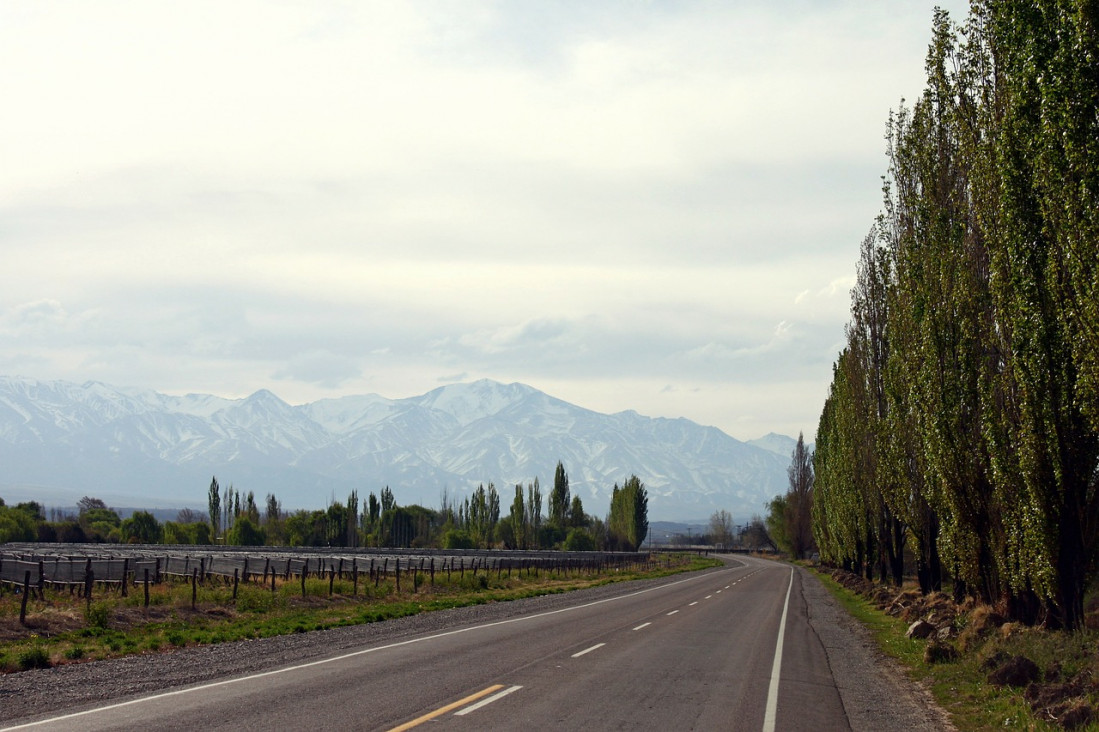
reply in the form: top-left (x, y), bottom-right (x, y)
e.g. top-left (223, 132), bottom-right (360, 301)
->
top-left (817, 568), bottom-right (1099, 731)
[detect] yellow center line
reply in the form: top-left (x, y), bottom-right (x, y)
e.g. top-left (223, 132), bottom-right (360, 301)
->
top-left (386, 684), bottom-right (506, 731)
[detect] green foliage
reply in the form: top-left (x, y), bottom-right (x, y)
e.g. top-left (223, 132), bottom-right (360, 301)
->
top-left (549, 461), bottom-right (570, 530)
top-left (226, 515), bottom-right (266, 546)
top-left (765, 495), bottom-right (791, 555)
top-left (121, 511), bottom-right (163, 544)
top-left (208, 476), bottom-right (221, 541)
top-left (85, 602), bottom-right (112, 631)
top-left (507, 484), bottom-right (527, 549)
top-left (813, 1), bottom-right (1099, 628)
top-left (235, 587), bottom-right (276, 613)
top-left (165, 630), bottom-right (188, 647)
top-left (0, 504), bottom-right (37, 542)
top-left (563, 527), bottom-right (596, 552)
top-left (464, 483), bottom-right (500, 548)
top-left (80, 506), bottom-right (122, 543)
top-left (163, 520), bottom-right (211, 545)
top-left (608, 475), bottom-right (648, 551)
top-left (17, 645), bottom-right (50, 671)
top-left (441, 529), bottom-right (474, 549)
top-left (380, 505), bottom-right (437, 548)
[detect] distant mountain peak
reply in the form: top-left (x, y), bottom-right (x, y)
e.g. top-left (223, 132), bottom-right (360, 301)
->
top-left (0, 375), bottom-right (796, 521)
top-left (747, 432), bottom-right (803, 457)
top-left (416, 379), bottom-right (537, 426)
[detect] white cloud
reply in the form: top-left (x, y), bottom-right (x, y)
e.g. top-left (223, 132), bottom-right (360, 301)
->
top-left (0, 0), bottom-right (970, 440)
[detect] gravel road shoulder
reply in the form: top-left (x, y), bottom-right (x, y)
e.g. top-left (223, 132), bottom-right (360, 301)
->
top-left (798, 565), bottom-right (955, 731)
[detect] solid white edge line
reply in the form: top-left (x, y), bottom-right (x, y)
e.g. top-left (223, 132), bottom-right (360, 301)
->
top-left (1, 568), bottom-right (728, 731)
top-left (453, 685), bottom-right (523, 716)
top-left (762, 566), bottom-right (794, 732)
top-left (571, 643), bottom-right (605, 658)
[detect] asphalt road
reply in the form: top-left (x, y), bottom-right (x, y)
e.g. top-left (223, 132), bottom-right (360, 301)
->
top-left (3, 556), bottom-right (945, 731)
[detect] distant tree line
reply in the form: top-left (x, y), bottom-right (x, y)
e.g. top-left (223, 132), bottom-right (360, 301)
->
top-left (811, 2), bottom-right (1098, 630)
top-left (661, 511), bottom-right (773, 552)
top-left (0, 462), bottom-right (651, 553)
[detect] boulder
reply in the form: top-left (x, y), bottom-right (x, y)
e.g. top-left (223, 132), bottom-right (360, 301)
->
top-left (1056, 700), bottom-right (1094, 729)
top-left (923, 640), bottom-right (958, 664)
top-left (905, 619), bottom-right (936, 639)
top-left (988, 655), bottom-right (1040, 687)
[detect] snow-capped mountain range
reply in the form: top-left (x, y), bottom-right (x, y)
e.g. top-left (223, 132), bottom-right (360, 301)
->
top-left (0, 376), bottom-right (797, 522)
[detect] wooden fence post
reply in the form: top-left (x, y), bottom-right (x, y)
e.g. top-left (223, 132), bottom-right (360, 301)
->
top-left (301, 559), bottom-right (308, 598)
top-left (233, 568), bottom-right (239, 600)
top-left (328, 564), bottom-right (335, 596)
top-left (395, 559), bottom-right (401, 594)
top-left (84, 563), bottom-right (94, 610)
top-left (144, 568), bottom-right (150, 608)
top-left (20, 570), bottom-right (31, 625)
top-left (191, 568), bottom-right (198, 609)
top-left (352, 559), bottom-right (358, 596)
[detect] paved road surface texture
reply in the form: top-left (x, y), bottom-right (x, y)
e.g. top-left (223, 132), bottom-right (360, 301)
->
top-left (0, 555), bottom-right (950, 731)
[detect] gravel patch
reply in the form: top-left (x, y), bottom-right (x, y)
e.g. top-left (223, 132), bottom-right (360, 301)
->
top-left (798, 566), bottom-right (955, 731)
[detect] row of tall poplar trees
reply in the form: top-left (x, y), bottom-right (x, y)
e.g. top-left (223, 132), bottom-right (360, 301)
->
top-left (812, 1), bottom-right (1098, 629)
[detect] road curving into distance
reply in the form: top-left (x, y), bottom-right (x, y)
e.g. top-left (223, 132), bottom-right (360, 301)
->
top-left (0, 555), bottom-right (950, 731)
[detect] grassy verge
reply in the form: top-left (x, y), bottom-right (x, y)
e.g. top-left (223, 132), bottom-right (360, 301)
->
top-left (813, 568), bottom-right (1099, 731)
top-left (0, 554), bottom-right (721, 673)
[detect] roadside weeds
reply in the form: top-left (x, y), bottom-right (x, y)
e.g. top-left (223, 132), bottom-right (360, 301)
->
top-left (0, 554), bottom-right (721, 673)
top-left (814, 567), bottom-right (1099, 731)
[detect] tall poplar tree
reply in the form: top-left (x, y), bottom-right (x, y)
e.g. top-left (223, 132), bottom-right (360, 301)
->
top-left (549, 461), bottom-right (570, 529)
top-left (208, 476), bottom-right (221, 543)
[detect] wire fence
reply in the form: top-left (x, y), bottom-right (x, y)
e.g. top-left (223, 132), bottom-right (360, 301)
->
top-left (1, 544), bottom-right (653, 595)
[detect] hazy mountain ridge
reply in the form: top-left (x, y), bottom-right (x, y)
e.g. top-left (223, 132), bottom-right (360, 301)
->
top-left (0, 375), bottom-right (792, 521)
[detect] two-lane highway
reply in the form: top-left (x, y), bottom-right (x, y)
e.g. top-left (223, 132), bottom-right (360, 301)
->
top-left (2, 556), bottom-right (918, 731)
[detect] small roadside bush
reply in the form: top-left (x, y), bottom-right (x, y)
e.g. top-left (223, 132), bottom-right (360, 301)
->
top-left (85, 602), bottom-right (112, 631)
top-left (18, 645), bottom-right (51, 670)
top-left (563, 528), bottom-right (596, 552)
top-left (441, 530), bottom-right (474, 549)
top-left (235, 589), bottom-right (274, 613)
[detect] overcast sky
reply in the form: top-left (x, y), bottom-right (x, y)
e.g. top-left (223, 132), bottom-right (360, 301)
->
top-left (2, 1), bottom-right (969, 442)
